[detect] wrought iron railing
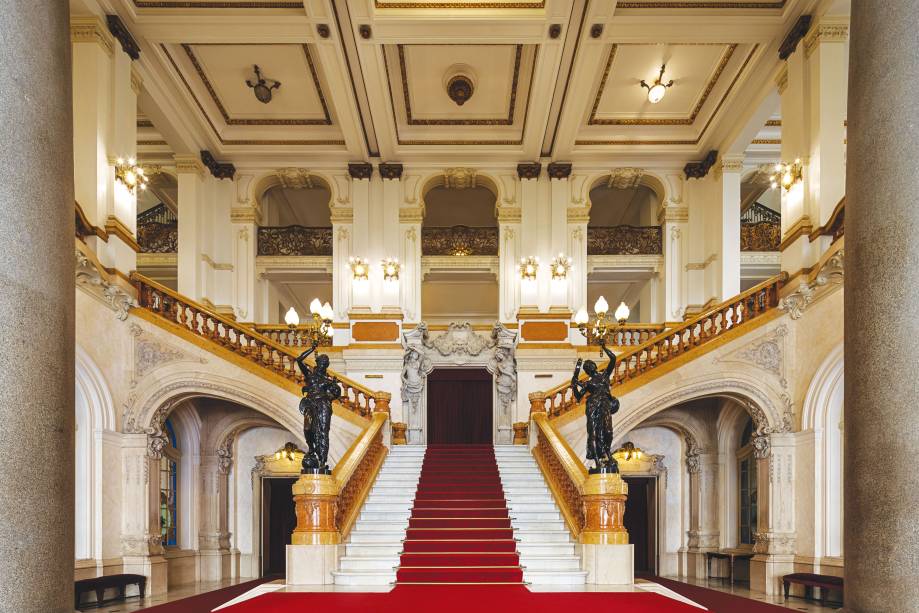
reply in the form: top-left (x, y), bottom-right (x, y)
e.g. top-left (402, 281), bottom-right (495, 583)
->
top-left (422, 225), bottom-right (499, 256)
top-left (587, 226), bottom-right (662, 255)
top-left (258, 226), bottom-right (333, 256)
top-left (137, 203), bottom-right (178, 253)
top-left (741, 202), bottom-right (781, 224)
top-left (741, 203), bottom-right (781, 251)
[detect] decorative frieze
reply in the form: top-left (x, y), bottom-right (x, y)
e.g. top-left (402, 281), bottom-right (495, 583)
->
top-left (497, 206), bottom-right (521, 223)
top-left (348, 162), bottom-right (373, 180)
top-left (516, 162), bottom-right (541, 180)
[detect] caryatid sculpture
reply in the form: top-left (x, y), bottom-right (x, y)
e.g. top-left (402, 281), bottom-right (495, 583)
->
top-left (570, 341), bottom-right (620, 473)
top-left (296, 345), bottom-right (341, 474)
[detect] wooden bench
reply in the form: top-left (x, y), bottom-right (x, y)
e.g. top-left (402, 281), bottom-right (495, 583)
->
top-left (74, 574), bottom-right (146, 610)
top-left (705, 550), bottom-right (754, 584)
top-left (783, 572), bottom-right (843, 605)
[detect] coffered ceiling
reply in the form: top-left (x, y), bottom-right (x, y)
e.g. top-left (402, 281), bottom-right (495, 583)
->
top-left (89, 0), bottom-right (825, 165)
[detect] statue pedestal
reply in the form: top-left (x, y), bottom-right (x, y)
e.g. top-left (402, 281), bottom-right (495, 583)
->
top-left (579, 472), bottom-right (633, 585)
top-left (286, 473), bottom-right (340, 585)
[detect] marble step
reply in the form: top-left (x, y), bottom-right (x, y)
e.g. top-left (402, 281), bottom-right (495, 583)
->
top-left (517, 542), bottom-right (579, 556)
top-left (338, 556), bottom-right (400, 571)
top-left (523, 569), bottom-right (589, 585)
top-left (520, 555), bottom-right (582, 571)
top-left (331, 569), bottom-right (395, 586)
top-left (344, 543), bottom-right (403, 557)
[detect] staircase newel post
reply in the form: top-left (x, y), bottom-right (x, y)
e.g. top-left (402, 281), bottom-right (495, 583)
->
top-left (373, 392), bottom-right (392, 447)
top-left (580, 473), bottom-right (632, 585)
top-left (287, 474), bottom-right (340, 585)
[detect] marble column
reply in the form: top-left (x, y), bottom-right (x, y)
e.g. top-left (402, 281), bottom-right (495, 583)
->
top-left (845, 2), bottom-right (919, 611)
top-left (0, 3), bottom-right (75, 612)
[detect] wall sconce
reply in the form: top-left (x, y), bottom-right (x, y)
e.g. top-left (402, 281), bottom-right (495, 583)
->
top-left (114, 157), bottom-right (148, 193)
top-left (573, 296), bottom-right (630, 346)
top-left (519, 256), bottom-right (539, 281)
top-left (349, 256), bottom-right (370, 281)
top-left (550, 253), bottom-right (573, 281)
top-left (640, 65), bottom-right (674, 104)
top-left (246, 65), bottom-right (281, 104)
top-left (381, 257), bottom-right (401, 282)
top-left (613, 441), bottom-right (643, 463)
top-left (770, 159), bottom-right (803, 191)
top-left (274, 442), bottom-right (302, 462)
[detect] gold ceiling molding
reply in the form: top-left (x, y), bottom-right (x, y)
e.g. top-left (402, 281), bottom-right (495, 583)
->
top-left (396, 44), bottom-right (523, 126)
top-left (137, 119), bottom-right (155, 128)
top-left (138, 140), bottom-right (169, 146)
top-left (616, 1), bottom-right (784, 7)
top-left (70, 17), bottom-right (115, 56)
top-left (589, 43), bottom-right (738, 126)
top-left (161, 44), bottom-right (344, 147)
top-left (751, 139), bottom-right (780, 145)
top-left (180, 43), bottom-right (332, 126)
top-left (375, 1), bottom-right (545, 7)
top-left (765, 119), bottom-right (781, 126)
top-left (576, 44), bottom-right (757, 146)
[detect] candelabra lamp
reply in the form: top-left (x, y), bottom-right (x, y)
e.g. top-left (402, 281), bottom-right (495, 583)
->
top-left (284, 298), bottom-right (335, 347)
top-left (573, 296), bottom-right (630, 348)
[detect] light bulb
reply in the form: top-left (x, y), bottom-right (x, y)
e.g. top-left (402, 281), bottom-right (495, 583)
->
top-left (775, 163), bottom-right (783, 172)
top-left (615, 301), bottom-right (630, 323)
top-left (128, 157), bottom-right (136, 166)
top-left (647, 83), bottom-right (667, 104)
top-left (783, 172), bottom-right (793, 186)
top-left (574, 308), bottom-right (589, 325)
top-left (594, 296), bottom-right (609, 315)
top-left (325, 326), bottom-right (335, 338)
top-left (321, 302), bottom-right (334, 321)
top-left (284, 307), bottom-right (300, 327)
top-left (309, 298), bottom-right (322, 315)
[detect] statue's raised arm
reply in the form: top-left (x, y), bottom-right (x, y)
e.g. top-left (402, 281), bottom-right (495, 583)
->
top-left (296, 346), bottom-right (316, 380)
top-left (571, 358), bottom-right (587, 401)
top-left (601, 341), bottom-right (616, 377)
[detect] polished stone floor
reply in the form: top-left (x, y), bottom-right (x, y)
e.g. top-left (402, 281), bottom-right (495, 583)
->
top-left (98, 576), bottom-right (842, 613)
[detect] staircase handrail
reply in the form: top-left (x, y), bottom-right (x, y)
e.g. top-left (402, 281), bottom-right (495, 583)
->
top-left (530, 412), bottom-right (587, 537)
top-left (131, 272), bottom-right (380, 419)
top-left (535, 273), bottom-right (786, 420)
top-left (332, 411), bottom-right (390, 540)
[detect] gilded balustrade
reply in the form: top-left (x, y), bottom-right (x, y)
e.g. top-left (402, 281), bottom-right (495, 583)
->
top-left (131, 273), bottom-right (378, 419)
top-left (251, 325), bottom-right (333, 348)
top-left (585, 324), bottom-right (667, 349)
top-left (536, 274), bottom-right (785, 421)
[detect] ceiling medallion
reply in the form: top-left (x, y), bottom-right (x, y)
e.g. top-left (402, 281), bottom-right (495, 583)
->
top-left (246, 65), bottom-right (281, 104)
top-left (447, 75), bottom-right (475, 106)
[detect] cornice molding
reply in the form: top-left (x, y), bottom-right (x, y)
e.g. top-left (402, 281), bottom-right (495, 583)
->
top-left (70, 17), bottom-right (115, 57)
top-left (330, 207), bottom-right (354, 223)
top-left (399, 207), bottom-right (424, 223)
top-left (230, 207), bottom-right (261, 225)
top-left (566, 207), bottom-right (590, 223)
top-left (497, 206), bottom-right (521, 223)
top-left (658, 206), bottom-right (689, 224)
top-left (106, 14), bottom-right (140, 60)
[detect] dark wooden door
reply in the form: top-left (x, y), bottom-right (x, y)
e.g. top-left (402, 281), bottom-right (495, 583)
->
top-left (426, 368), bottom-right (493, 444)
top-left (262, 477), bottom-right (297, 577)
top-left (623, 476), bottom-right (657, 576)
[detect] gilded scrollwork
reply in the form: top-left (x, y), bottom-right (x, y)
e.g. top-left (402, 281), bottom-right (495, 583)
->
top-left (422, 225), bottom-right (498, 256)
top-left (257, 225), bottom-right (333, 256)
top-left (587, 225), bottom-right (662, 255)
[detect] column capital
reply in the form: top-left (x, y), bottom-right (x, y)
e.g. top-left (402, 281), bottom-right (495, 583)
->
top-left (566, 206), bottom-right (590, 223)
top-left (70, 16), bottom-right (115, 56)
top-left (720, 154), bottom-right (745, 174)
top-left (803, 21), bottom-right (849, 58)
top-left (516, 162), bottom-right (541, 180)
top-left (379, 162), bottom-right (403, 180)
top-left (497, 206), bottom-right (521, 223)
top-left (174, 155), bottom-right (206, 178)
top-left (547, 162), bottom-right (572, 180)
top-left (348, 162), bottom-right (373, 180)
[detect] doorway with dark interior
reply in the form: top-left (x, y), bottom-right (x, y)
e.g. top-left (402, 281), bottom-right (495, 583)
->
top-left (261, 477), bottom-right (297, 578)
top-left (426, 368), bottom-right (493, 444)
top-left (623, 475), bottom-right (657, 576)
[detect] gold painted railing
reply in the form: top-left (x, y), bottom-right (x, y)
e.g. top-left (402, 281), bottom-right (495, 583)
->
top-left (531, 412), bottom-right (587, 537)
top-left (132, 273), bottom-right (381, 419)
top-left (582, 324), bottom-right (668, 348)
top-left (333, 411), bottom-right (389, 540)
top-left (534, 274), bottom-right (785, 421)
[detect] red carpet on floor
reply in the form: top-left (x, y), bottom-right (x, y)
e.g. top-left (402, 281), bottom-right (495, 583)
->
top-left (222, 585), bottom-right (705, 613)
top-left (131, 578), bottom-right (269, 612)
top-left (397, 444), bottom-right (524, 584)
top-left (651, 576), bottom-right (809, 612)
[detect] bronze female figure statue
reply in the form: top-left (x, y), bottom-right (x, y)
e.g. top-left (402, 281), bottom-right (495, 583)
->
top-left (296, 344), bottom-right (341, 474)
top-left (570, 341), bottom-right (620, 473)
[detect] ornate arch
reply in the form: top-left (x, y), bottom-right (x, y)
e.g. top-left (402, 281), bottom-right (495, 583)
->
top-left (76, 345), bottom-right (116, 432)
top-left (580, 169), bottom-right (671, 212)
top-left (416, 169), bottom-right (504, 222)
top-left (249, 169), bottom-right (341, 219)
top-left (802, 342), bottom-right (844, 431)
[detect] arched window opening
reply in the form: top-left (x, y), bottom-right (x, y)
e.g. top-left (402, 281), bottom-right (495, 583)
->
top-left (421, 184), bottom-right (498, 325)
top-left (137, 173), bottom-right (179, 289)
top-left (737, 417), bottom-right (758, 546)
top-left (740, 169), bottom-right (782, 283)
top-left (160, 418), bottom-right (180, 548)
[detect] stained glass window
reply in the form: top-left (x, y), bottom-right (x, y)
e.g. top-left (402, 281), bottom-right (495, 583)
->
top-left (160, 419), bottom-right (178, 548)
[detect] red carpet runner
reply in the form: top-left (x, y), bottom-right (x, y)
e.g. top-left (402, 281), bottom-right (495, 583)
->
top-left (396, 444), bottom-right (523, 584)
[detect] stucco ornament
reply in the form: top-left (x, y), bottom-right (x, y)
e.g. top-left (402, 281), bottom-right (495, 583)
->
top-left (716, 325), bottom-right (788, 388)
top-left (779, 250), bottom-right (844, 319)
top-left (401, 326), bottom-right (434, 419)
top-left (425, 322), bottom-right (495, 360)
top-left (75, 249), bottom-right (135, 320)
top-left (130, 324), bottom-right (206, 383)
top-left (488, 323), bottom-right (518, 420)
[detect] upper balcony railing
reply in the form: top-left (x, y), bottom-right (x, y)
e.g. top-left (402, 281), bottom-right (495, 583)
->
top-left (137, 203), bottom-right (178, 253)
top-left (740, 203), bottom-right (781, 252)
top-left (422, 225), bottom-right (499, 256)
top-left (258, 225), bottom-right (333, 256)
top-left (587, 225), bottom-right (662, 255)
top-left (532, 274), bottom-right (785, 421)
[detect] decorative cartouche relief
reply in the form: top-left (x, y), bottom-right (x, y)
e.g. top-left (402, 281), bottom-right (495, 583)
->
top-left (130, 323), bottom-right (206, 384)
top-left (715, 325), bottom-right (788, 388)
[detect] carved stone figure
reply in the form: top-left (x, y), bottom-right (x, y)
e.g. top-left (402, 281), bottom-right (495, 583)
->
top-left (401, 345), bottom-right (429, 419)
top-left (296, 345), bottom-right (341, 474)
top-left (570, 342), bottom-right (620, 473)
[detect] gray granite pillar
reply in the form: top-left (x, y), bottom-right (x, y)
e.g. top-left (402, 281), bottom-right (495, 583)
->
top-left (0, 3), bottom-right (75, 612)
top-left (845, 2), bottom-right (919, 611)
